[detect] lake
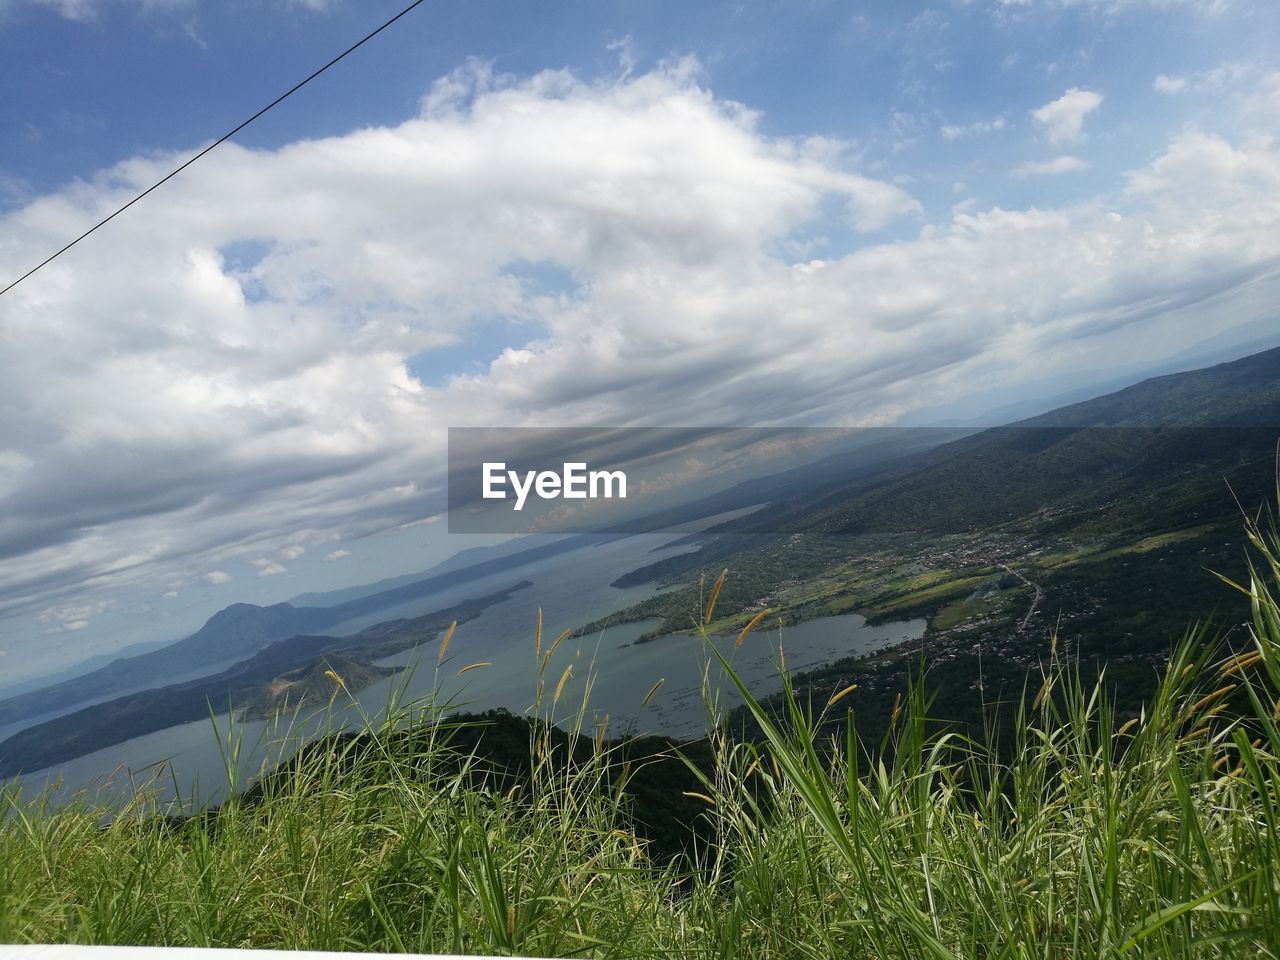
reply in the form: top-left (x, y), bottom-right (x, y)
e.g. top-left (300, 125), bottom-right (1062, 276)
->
top-left (8, 531), bottom-right (924, 813)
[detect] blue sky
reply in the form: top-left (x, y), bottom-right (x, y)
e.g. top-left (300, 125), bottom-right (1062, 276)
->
top-left (0, 0), bottom-right (1277, 681)
top-left (4, 0), bottom-right (1275, 272)
top-left (4, 1), bottom-right (1274, 218)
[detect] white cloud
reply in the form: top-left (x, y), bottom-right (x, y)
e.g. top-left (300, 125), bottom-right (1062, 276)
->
top-left (279, 545), bottom-right (306, 560)
top-left (1013, 155), bottom-right (1088, 176)
top-left (0, 0), bottom-right (194, 21)
top-left (0, 61), bottom-right (1277, 640)
top-left (941, 116), bottom-right (1007, 141)
top-left (996, 0), bottom-right (1228, 11)
top-left (0, 0), bottom-right (328, 20)
top-left (1153, 74), bottom-right (1189, 93)
top-left (1031, 88), bottom-right (1103, 144)
top-left (37, 598), bottom-right (110, 632)
top-left (256, 562), bottom-right (287, 577)
top-left (1243, 72), bottom-right (1280, 115)
top-left (397, 516), bottom-right (441, 529)
top-left (1154, 62), bottom-right (1252, 94)
top-left (324, 549), bottom-right (351, 561)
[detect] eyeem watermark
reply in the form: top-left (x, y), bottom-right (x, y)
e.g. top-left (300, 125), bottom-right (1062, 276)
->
top-left (482, 461), bottom-right (627, 511)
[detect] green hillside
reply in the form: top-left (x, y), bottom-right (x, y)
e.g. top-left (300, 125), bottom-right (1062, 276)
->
top-left (594, 348), bottom-right (1280, 700)
top-left (238, 654), bottom-right (395, 722)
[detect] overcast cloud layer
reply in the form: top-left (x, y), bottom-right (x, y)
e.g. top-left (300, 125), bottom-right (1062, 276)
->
top-left (1, 30), bottom-right (1279, 673)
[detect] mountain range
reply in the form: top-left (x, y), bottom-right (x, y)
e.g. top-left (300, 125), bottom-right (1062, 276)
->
top-left (0, 534), bottom-right (595, 733)
top-left (0, 582), bottom-right (529, 778)
top-left (4, 344), bottom-right (1279, 781)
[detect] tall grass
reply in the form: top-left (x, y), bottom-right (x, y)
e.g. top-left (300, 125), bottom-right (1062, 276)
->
top-left (3, 516), bottom-right (1280, 957)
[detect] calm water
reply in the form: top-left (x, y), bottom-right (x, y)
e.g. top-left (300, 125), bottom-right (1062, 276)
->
top-left (412, 611), bottom-right (925, 741)
top-left (10, 531), bottom-right (924, 813)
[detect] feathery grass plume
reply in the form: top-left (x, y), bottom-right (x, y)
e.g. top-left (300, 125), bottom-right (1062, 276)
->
top-left (1182, 684), bottom-right (1237, 720)
top-left (436, 620), bottom-right (457, 664)
top-left (540, 628), bottom-right (571, 672)
top-left (456, 661), bottom-right (491, 675)
top-left (1031, 670), bottom-right (1053, 711)
top-left (553, 664), bottom-right (573, 703)
top-left (639, 678), bottom-right (665, 710)
top-left (1220, 650), bottom-right (1263, 676)
top-left (826, 684), bottom-right (857, 708)
top-left (736, 607), bottom-right (771, 647)
top-left (323, 669), bottom-right (345, 688)
top-left (703, 568), bottom-right (728, 625)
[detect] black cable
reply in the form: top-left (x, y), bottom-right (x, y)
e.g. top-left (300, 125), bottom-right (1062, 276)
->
top-left (0, 0), bottom-right (429, 299)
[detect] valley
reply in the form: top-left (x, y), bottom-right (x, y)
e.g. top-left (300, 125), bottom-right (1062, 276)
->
top-left (3, 346), bottom-right (1278, 810)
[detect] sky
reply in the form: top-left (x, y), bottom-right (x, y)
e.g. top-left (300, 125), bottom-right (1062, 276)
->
top-left (0, 0), bottom-right (1278, 682)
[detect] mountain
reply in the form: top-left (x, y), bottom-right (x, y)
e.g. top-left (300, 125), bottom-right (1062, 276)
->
top-left (903, 325), bottom-right (1280, 429)
top-left (726, 348), bottom-right (1280, 739)
top-left (0, 582), bottom-right (530, 778)
top-left (0, 533), bottom-right (596, 732)
top-left (622, 346), bottom-right (1279, 589)
top-left (741, 344), bottom-right (1280, 539)
top-left (0, 602), bottom-right (337, 731)
top-left (238, 654), bottom-right (395, 722)
top-left (0, 429), bottom-right (959, 734)
top-left (287, 535), bottom-right (562, 608)
top-left (0, 635), bottom-right (176, 702)
top-left (608, 344), bottom-right (1280, 668)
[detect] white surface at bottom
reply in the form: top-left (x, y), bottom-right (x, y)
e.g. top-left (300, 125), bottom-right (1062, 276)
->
top-left (2, 947), bottom-right (526, 960)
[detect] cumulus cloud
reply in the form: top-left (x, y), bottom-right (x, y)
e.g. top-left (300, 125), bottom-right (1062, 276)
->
top-left (255, 562), bottom-right (287, 577)
top-left (324, 549), bottom-right (351, 561)
top-left (1013, 155), bottom-right (1088, 176)
top-left (0, 60), bottom-right (1277, 642)
top-left (1031, 88), bottom-right (1103, 144)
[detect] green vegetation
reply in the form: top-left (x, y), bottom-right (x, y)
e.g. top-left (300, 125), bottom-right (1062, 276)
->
top-left (4, 510), bottom-right (1280, 956)
top-left (239, 654), bottom-right (395, 722)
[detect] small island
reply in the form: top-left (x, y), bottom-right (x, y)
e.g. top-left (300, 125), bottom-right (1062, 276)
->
top-left (239, 654), bottom-right (396, 722)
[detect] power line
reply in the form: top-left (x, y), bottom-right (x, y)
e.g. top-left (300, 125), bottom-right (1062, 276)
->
top-left (0, 0), bottom-right (429, 300)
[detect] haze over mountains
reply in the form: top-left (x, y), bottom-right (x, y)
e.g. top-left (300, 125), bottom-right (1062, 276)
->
top-left (0, 537), bottom-right (586, 734)
top-left (0, 582), bottom-right (531, 778)
top-left (798, 343), bottom-right (1280, 537)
